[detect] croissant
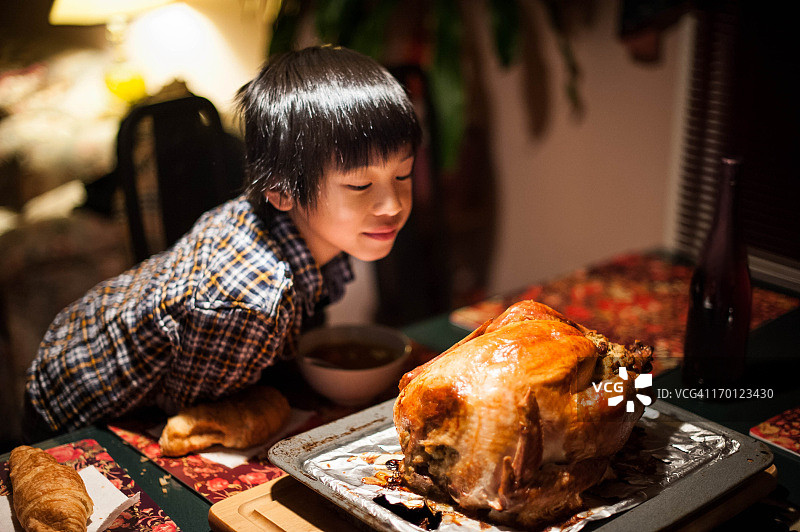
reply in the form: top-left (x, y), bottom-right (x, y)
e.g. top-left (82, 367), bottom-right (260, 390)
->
top-left (9, 445), bottom-right (94, 532)
top-left (159, 385), bottom-right (291, 457)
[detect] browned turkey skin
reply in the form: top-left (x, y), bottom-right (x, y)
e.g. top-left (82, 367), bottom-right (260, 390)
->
top-left (393, 300), bottom-right (653, 528)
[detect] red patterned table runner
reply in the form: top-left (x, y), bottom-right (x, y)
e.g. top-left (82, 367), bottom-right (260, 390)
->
top-left (0, 439), bottom-right (178, 531)
top-left (450, 252), bottom-right (799, 376)
top-left (108, 421), bottom-right (291, 504)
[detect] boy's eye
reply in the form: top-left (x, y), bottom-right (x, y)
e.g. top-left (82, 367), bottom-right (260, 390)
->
top-left (396, 172), bottom-right (412, 181)
top-left (346, 184), bottom-right (371, 191)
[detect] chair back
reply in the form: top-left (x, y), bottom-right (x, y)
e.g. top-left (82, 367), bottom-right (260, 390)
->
top-left (116, 95), bottom-right (243, 262)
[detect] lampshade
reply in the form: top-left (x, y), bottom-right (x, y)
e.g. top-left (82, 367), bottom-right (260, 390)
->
top-left (49, 0), bottom-right (174, 25)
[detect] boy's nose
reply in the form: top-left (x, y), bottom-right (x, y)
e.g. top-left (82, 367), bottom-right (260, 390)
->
top-left (373, 185), bottom-right (405, 216)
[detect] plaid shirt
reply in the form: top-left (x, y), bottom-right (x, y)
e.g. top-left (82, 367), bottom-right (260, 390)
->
top-left (26, 196), bottom-right (353, 432)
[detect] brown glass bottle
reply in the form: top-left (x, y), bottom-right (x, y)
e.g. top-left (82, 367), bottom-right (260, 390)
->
top-left (682, 157), bottom-right (752, 390)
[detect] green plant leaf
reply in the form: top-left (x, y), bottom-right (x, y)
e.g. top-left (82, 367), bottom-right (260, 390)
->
top-left (269, 0), bottom-right (304, 56)
top-left (541, 0), bottom-right (583, 115)
top-left (490, 0), bottom-right (520, 67)
top-left (347, 0), bottom-right (398, 59)
top-left (313, 0), bottom-right (398, 62)
top-left (430, 0), bottom-right (465, 171)
top-left (316, 0), bottom-right (362, 44)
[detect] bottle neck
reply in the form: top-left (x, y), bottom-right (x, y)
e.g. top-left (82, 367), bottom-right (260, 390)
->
top-left (703, 158), bottom-right (747, 261)
top-left (714, 170), bottom-right (739, 229)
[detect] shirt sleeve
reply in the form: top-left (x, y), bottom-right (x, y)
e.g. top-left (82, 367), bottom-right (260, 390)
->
top-left (27, 290), bottom-right (292, 431)
top-left (26, 282), bottom-right (174, 431)
top-left (154, 300), bottom-right (291, 411)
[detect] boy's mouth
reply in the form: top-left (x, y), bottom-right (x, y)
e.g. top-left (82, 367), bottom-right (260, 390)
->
top-left (363, 228), bottom-right (398, 241)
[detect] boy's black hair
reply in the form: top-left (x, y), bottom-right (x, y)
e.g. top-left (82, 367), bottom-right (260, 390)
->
top-left (236, 45), bottom-right (422, 208)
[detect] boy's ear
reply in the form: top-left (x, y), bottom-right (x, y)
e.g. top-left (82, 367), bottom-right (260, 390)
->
top-left (265, 190), bottom-right (294, 211)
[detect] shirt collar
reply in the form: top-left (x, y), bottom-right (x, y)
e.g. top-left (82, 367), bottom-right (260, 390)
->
top-left (266, 207), bottom-right (354, 316)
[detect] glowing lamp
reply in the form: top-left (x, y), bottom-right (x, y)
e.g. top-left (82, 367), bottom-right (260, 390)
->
top-left (48, 0), bottom-right (174, 102)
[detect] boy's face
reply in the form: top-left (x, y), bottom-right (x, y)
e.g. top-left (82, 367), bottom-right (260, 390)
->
top-left (274, 148), bottom-right (415, 265)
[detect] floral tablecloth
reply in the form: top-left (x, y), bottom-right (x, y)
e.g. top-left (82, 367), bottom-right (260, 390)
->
top-left (450, 252), bottom-right (799, 376)
top-left (0, 439), bottom-right (178, 531)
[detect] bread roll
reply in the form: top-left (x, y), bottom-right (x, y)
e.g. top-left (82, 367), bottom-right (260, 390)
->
top-left (9, 445), bottom-right (93, 532)
top-left (159, 385), bottom-right (291, 457)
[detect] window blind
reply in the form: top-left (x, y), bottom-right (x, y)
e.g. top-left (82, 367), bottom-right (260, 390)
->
top-left (675, 0), bottom-right (800, 294)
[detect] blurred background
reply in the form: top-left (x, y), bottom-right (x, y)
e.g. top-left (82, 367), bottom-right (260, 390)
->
top-left (1, 0), bottom-right (796, 447)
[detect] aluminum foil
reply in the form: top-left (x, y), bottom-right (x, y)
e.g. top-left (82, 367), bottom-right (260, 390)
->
top-left (302, 407), bottom-right (740, 532)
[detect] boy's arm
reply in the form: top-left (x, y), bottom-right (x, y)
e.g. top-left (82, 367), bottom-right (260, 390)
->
top-left (26, 296), bottom-right (175, 432)
top-left (28, 302), bottom-right (288, 433)
top-left (150, 302), bottom-right (293, 412)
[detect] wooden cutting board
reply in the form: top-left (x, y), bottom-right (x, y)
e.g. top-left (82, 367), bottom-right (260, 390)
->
top-left (208, 475), bottom-right (362, 532)
top-left (209, 466), bottom-right (778, 532)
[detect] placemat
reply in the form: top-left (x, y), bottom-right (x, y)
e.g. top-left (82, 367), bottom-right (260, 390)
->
top-left (108, 421), bottom-right (297, 504)
top-left (750, 406), bottom-right (800, 459)
top-left (0, 439), bottom-right (178, 531)
top-left (450, 252), bottom-right (799, 376)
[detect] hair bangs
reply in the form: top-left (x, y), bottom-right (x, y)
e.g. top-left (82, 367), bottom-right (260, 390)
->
top-left (327, 88), bottom-right (420, 174)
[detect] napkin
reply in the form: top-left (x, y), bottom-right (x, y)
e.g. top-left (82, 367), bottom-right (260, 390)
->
top-left (0, 465), bottom-right (140, 532)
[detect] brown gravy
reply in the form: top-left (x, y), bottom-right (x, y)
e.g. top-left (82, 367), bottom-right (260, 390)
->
top-left (305, 342), bottom-right (397, 370)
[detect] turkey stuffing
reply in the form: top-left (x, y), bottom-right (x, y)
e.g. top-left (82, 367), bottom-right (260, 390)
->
top-left (393, 300), bottom-right (653, 528)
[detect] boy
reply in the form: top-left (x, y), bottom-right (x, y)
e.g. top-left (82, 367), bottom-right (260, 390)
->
top-left (22, 45), bottom-right (421, 440)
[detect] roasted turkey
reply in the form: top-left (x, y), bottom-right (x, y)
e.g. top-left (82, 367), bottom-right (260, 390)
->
top-left (393, 300), bottom-right (653, 527)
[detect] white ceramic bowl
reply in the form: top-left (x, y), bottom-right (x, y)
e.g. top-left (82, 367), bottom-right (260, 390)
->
top-left (298, 324), bottom-right (413, 407)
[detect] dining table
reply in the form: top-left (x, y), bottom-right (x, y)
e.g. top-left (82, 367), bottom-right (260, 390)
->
top-left (2, 250), bottom-right (799, 531)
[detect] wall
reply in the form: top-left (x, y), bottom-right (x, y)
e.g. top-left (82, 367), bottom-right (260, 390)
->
top-left (482, 1), bottom-right (690, 295)
top-left (125, 0), bottom-right (269, 121)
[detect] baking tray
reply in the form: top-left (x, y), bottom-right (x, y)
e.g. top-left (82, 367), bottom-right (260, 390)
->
top-left (269, 399), bottom-right (773, 531)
